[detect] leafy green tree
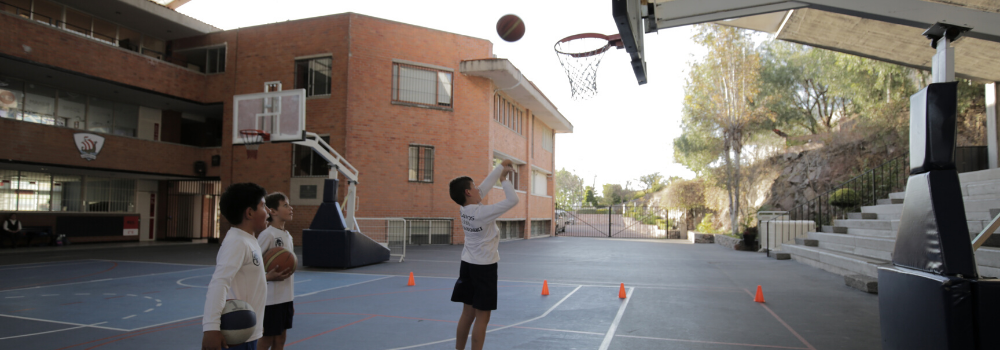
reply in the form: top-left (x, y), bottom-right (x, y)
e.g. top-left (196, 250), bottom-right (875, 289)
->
top-left (639, 172), bottom-right (665, 192)
top-left (680, 24), bottom-right (772, 235)
top-left (554, 168), bottom-right (584, 209)
top-left (602, 184), bottom-right (624, 206)
top-left (583, 186), bottom-right (598, 207)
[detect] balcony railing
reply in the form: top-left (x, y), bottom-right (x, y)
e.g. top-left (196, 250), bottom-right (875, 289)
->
top-left (1, 1), bottom-right (160, 58)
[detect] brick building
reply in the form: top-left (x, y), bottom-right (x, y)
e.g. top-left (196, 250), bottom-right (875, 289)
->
top-left (0, 0), bottom-right (571, 246)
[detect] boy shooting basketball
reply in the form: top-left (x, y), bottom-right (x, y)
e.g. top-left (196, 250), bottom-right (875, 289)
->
top-left (448, 159), bottom-right (519, 350)
top-left (202, 183), bottom-right (292, 350)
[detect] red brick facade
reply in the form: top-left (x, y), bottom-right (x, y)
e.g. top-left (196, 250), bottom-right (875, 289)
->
top-left (1, 10), bottom-right (560, 245)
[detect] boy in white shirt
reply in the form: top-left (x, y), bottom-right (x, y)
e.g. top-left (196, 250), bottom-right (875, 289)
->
top-left (202, 183), bottom-right (292, 350)
top-left (258, 192), bottom-right (296, 350)
top-left (449, 159), bottom-right (518, 350)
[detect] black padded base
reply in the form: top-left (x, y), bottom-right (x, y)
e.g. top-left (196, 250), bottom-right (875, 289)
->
top-left (878, 266), bottom-right (975, 349)
top-left (302, 229), bottom-right (390, 268)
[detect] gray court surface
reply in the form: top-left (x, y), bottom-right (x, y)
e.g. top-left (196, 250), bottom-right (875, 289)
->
top-left (0, 236), bottom-right (880, 349)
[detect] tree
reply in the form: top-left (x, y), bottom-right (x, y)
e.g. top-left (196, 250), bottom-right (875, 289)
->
top-left (583, 186), bottom-right (599, 207)
top-left (602, 184), bottom-right (624, 206)
top-left (760, 42), bottom-right (847, 134)
top-left (681, 24), bottom-right (772, 235)
top-left (639, 172), bottom-right (665, 192)
top-left (662, 178), bottom-right (708, 231)
top-left (554, 168), bottom-right (585, 209)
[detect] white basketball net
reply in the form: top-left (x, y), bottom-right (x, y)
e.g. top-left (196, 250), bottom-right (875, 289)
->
top-left (554, 36), bottom-right (614, 101)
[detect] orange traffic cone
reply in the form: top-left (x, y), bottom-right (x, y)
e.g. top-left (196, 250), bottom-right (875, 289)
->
top-left (541, 280), bottom-right (550, 296)
top-left (754, 285), bottom-right (765, 303)
top-left (618, 283), bottom-right (627, 299)
top-left (407, 272), bottom-right (415, 286)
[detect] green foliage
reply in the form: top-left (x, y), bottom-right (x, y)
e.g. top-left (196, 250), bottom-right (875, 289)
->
top-left (583, 186), bottom-right (598, 207)
top-left (696, 214), bottom-right (719, 233)
top-left (602, 184), bottom-right (625, 206)
top-left (623, 206), bottom-right (663, 225)
top-left (575, 208), bottom-right (609, 214)
top-left (829, 188), bottom-right (861, 209)
top-left (555, 168), bottom-right (585, 210)
top-left (639, 173), bottom-right (665, 192)
top-left (662, 178), bottom-right (707, 210)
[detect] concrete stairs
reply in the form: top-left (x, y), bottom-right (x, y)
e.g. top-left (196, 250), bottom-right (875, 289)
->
top-left (778, 168), bottom-right (1000, 293)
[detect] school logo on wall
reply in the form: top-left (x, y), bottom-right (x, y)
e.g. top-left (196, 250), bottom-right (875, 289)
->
top-left (73, 133), bottom-right (105, 161)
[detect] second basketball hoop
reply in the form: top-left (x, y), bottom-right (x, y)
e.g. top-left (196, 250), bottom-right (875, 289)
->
top-left (553, 33), bottom-right (623, 100)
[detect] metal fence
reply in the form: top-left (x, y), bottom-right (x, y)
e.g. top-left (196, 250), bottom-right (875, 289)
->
top-left (355, 218), bottom-right (407, 262)
top-left (164, 180), bottom-right (221, 241)
top-left (557, 205), bottom-right (678, 239)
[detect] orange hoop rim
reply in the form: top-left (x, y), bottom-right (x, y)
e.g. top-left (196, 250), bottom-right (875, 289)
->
top-left (554, 33), bottom-right (623, 58)
top-left (239, 129), bottom-right (270, 143)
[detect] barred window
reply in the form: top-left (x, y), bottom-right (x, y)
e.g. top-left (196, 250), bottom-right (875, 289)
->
top-left (497, 220), bottom-right (524, 240)
top-left (493, 94), bottom-right (522, 134)
top-left (295, 57), bottom-right (332, 97)
top-left (392, 63), bottom-right (453, 107)
top-left (408, 219), bottom-right (451, 244)
top-left (542, 126), bottom-right (554, 152)
top-left (0, 170), bottom-right (128, 212)
top-left (409, 145), bottom-right (434, 182)
top-left (531, 220), bottom-right (551, 237)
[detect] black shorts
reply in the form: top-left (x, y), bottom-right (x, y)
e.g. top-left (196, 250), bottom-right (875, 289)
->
top-left (450, 261), bottom-right (498, 311)
top-left (262, 301), bottom-right (294, 336)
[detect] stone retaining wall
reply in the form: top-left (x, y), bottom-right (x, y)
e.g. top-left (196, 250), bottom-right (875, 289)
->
top-left (714, 234), bottom-right (745, 250)
top-left (688, 232), bottom-right (715, 244)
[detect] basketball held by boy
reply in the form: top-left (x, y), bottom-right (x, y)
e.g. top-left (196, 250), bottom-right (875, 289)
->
top-left (257, 192), bottom-right (297, 350)
top-left (202, 183), bottom-right (292, 350)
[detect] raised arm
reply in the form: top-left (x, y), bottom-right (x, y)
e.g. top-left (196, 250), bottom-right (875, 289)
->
top-left (476, 174), bottom-right (520, 224)
top-left (477, 162), bottom-right (507, 198)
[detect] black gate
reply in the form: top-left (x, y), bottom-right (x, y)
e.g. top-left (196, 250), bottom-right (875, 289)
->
top-left (557, 205), bottom-right (678, 239)
top-left (164, 180), bottom-right (221, 241)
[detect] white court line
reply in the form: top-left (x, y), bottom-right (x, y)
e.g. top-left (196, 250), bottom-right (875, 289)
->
top-left (0, 313), bottom-right (129, 332)
top-left (0, 321), bottom-right (108, 340)
top-left (0, 267), bottom-right (212, 293)
top-left (127, 315), bottom-right (201, 332)
top-left (0, 261), bottom-right (101, 271)
top-left (294, 276), bottom-right (393, 297)
top-left (5, 296), bottom-right (23, 298)
top-left (122, 315), bottom-right (136, 319)
top-left (323, 271), bottom-right (739, 292)
top-left (156, 303), bottom-right (162, 307)
top-left (176, 275), bottom-right (212, 288)
top-left (88, 259), bottom-right (213, 267)
top-left (387, 285), bottom-right (583, 350)
top-left (144, 308), bottom-right (154, 313)
top-left (599, 287), bottom-right (634, 350)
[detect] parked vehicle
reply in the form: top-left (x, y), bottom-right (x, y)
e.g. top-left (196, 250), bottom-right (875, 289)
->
top-left (555, 210), bottom-right (575, 233)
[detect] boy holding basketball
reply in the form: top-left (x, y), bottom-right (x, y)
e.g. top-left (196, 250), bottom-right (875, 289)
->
top-left (258, 192), bottom-right (296, 350)
top-left (448, 159), bottom-right (518, 350)
top-left (202, 183), bottom-right (292, 350)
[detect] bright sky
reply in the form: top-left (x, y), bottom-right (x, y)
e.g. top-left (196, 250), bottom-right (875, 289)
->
top-left (178, 0), bottom-right (703, 189)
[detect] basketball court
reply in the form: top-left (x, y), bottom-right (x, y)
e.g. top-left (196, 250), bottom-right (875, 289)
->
top-left (0, 237), bottom-right (880, 349)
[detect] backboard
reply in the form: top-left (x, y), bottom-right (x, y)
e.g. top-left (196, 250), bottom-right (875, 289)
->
top-left (232, 89), bottom-right (306, 144)
top-left (612, 0), bottom-right (651, 85)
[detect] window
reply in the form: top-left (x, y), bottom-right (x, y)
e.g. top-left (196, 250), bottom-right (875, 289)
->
top-left (293, 135), bottom-right (331, 177)
top-left (408, 219), bottom-right (451, 244)
top-left (64, 8), bottom-right (92, 37)
top-left (409, 145), bottom-right (435, 182)
top-left (142, 36), bottom-right (165, 60)
top-left (392, 63), bottom-right (453, 107)
top-left (84, 177), bottom-right (136, 212)
top-left (295, 57), bottom-right (332, 97)
top-left (113, 103), bottom-right (139, 137)
top-left (175, 46), bottom-right (226, 74)
top-left (531, 220), bottom-right (551, 237)
top-left (0, 171), bottom-right (120, 212)
top-left (56, 91), bottom-right (87, 129)
top-left (497, 221), bottom-right (524, 240)
top-left (31, 0), bottom-right (60, 27)
top-left (0, 76), bottom-right (25, 120)
top-left (532, 171), bottom-right (548, 196)
top-left (542, 126), bottom-right (554, 152)
top-left (493, 158), bottom-right (520, 190)
top-left (23, 84), bottom-right (56, 125)
top-left (493, 94), bottom-right (522, 134)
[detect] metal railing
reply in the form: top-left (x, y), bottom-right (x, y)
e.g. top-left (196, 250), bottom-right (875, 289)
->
top-left (355, 218), bottom-right (407, 262)
top-left (763, 153), bottom-right (910, 254)
top-left (2, 2), bottom-right (119, 48)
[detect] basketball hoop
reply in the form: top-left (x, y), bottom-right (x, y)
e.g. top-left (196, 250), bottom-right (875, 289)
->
top-left (554, 33), bottom-right (623, 100)
top-left (239, 129), bottom-right (270, 159)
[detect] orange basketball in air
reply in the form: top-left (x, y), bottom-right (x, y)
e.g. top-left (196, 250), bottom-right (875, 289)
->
top-left (496, 14), bottom-right (525, 42)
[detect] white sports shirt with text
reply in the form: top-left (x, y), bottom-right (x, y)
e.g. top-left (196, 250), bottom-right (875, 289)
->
top-left (202, 227), bottom-right (267, 342)
top-left (257, 225), bottom-right (295, 305)
top-left (460, 164), bottom-right (519, 265)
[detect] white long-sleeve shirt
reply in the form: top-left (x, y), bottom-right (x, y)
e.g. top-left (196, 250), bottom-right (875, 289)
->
top-left (257, 226), bottom-right (294, 305)
top-left (3, 220), bottom-right (21, 233)
top-left (460, 164), bottom-right (519, 265)
top-left (202, 227), bottom-right (267, 342)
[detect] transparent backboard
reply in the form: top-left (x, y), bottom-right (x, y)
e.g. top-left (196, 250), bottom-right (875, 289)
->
top-left (232, 89), bottom-right (306, 143)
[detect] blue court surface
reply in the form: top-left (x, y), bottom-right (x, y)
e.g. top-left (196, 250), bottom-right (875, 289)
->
top-left (0, 238), bottom-right (881, 349)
